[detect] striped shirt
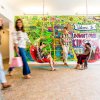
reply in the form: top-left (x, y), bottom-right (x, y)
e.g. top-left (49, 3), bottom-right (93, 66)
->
top-left (13, 31), bottom-right (31, 48)
top-left (60, 33), bottom-right (72, 46)
top-left (37, 47), bottom-right (47, 60)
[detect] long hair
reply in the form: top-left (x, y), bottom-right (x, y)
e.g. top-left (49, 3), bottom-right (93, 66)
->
top-left (40, 42), bottom-right (46, 46)
top-left (63, 27), bottom-right (68, 30)
top-left (0, 18), bottom-right (3, 30)
top-left (0, 25), bottom-right (3, 30)
top-left (86, 43), bottom-right (91, 47)
top-left (15, 19), bottom-right (25, 32)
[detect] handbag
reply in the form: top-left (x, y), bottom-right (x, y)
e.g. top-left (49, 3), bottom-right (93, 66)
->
top-left (10, 55), bottom-right (23, 67)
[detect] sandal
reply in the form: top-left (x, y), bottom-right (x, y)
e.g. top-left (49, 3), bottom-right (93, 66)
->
top-left (64, 63), bottom-right (69, 66)
top-left (2, 84), bottom-right (11, 90)
top-left (50, 68), bottom-right (56, 71)
top-left (24, 75), bottom-right (31, 79)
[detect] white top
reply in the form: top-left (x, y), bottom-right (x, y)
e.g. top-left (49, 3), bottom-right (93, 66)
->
top-left (0, 30), bottom-right (2, 47)
top-left (13, 31), bottom-right (31, 48)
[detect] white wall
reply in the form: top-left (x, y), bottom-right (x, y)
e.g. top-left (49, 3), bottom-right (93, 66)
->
top-left (9, 22), bottom-right (14, 63)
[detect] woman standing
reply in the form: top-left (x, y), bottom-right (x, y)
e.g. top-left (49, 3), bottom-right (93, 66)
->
top-left (12, 19), bottom-right (31, 79)
top-left (0, 18), bottom-right (11, 89)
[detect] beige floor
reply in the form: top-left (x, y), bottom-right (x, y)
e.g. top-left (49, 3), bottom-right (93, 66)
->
top-left (1, 61), bottom-right (100, 100)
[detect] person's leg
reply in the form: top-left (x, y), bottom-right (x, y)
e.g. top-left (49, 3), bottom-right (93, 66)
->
top-left (79, 55), bottom-right (87, 69)
top-left (78, 55), bottom-right (87, 64)
top-left (62, 45), bottom-right (66, 63)
top-left (75, 55), bottom-right (82, 69)
top-left (0, 53), bottom-right (6, 83)
top-left (0, 70), bottom-right (11, 89)
top-left (65, 46), bottom-right (69, 66)
top-left (0, 53), bottom-right (11, 89)
top-left (8, 67), bottom-right (15, 76)
top-left (77, 55), bottom-right (82, 64)
top-left (47, 54), bottom-right (56, 71)
top-left (76, 55), bottom-right (87, 69)
top-left (62, 45), bottom-right (68, 66)
top-left (84, 59), bottom-right (88, 69)
top-left (0, 68), bottom-right (7, 84)
top-left (0, 53), bottom-right (3, 70)
top-left (19, 48), bottom-right (31, 79)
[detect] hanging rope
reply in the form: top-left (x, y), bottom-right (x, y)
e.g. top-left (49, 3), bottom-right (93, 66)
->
top-left (34, 0), bottom-right (51, 62)
top-left (86, 0), bottom-right (88, 18)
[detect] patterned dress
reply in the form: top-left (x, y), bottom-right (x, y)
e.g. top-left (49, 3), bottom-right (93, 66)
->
top-left (37, 47), bottom-right (47, 60)
top-left (60, 33), bottom-right (72, 47)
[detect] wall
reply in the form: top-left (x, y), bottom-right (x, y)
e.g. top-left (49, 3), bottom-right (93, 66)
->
top-left (9, 22), bottom-right (14, 63)
top-left (15, 16), bottom-right (100, 61)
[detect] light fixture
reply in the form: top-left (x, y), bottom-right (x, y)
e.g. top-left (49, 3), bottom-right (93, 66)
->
top-left (86, 0), bottom-right (88, 18)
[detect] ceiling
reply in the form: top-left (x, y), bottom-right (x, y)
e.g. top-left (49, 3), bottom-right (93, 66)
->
top-left (6, 0), bottom-right (100, 15)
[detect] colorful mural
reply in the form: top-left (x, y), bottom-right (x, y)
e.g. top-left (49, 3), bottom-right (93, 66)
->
top-left (15, 16), bottom-right (100, 62)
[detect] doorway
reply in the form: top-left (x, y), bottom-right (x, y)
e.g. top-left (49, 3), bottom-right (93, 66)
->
top-left (0, 14), bottom-right (9, 61)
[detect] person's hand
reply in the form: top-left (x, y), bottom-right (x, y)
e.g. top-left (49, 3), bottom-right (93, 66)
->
top-left (27, 42), bottom-right (33, 48)
top-left (15, 47), bottom-right (19, 54)
top-left (44, 50), bottom-right (47, 52)
top-left (30, 42), bottom-right (33, 45)
top-left (14, 44), bottom-right (19, 53)
top-left (76, 53), bottom-right (79, 56)
top-left (29, 42), bottom-right (33, 46)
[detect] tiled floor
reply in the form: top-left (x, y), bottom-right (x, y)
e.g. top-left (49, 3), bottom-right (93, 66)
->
top-left (1, 60), bottom-right (100, 100)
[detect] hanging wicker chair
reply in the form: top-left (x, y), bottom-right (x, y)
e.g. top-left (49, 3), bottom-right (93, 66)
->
top-left (30, 45), bottom-right (50, 63)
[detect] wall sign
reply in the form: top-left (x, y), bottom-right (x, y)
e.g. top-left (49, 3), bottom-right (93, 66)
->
top-left (72, 33), bottom-right (97, 47)
top-left (74, 24), bottom-right (96, 31)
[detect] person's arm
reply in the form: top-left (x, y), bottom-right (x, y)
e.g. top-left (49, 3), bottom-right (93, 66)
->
top-left (41, 49), bottom-right (47, 56)
top-left (36, 47), bottom-right (42, 59)
top-left (84, 47), bottom-right (91, 55)
top-left (13, 32), bottom-right (19, 53)
top-left (68, 34), bottom-right (72, 43)
top-left (60, 35), bottom-right (63, 46)
top-left (25, 33), bottom-right (31, 45)
top-left (14, 44), bottom-right (19, 53)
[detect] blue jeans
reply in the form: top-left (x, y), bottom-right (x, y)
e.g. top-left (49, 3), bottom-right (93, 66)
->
top-left (0, 53), bottom-right (7, 83)
top-left (19, 48), bottom-right (31, 75)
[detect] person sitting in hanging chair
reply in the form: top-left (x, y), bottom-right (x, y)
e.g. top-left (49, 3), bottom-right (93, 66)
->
top-left (37, 42), bottom-right (56, 71)
top-left (75, 43), bottom-right (91, 70)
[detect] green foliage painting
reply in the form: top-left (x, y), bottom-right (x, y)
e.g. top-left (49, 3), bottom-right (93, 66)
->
top-left (15, 16), bottom-right (100, 61)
